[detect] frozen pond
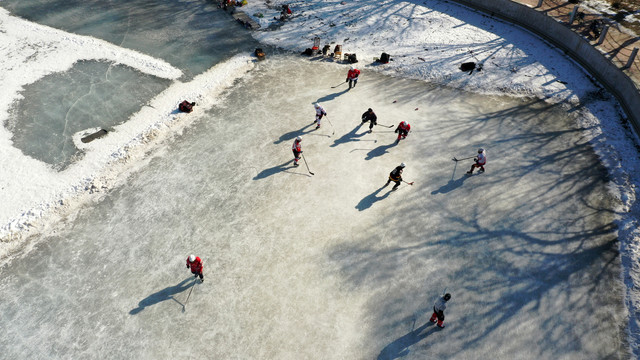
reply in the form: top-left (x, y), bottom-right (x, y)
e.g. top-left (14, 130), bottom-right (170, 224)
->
top-left (0, 0), bottom-right (258, 78)
top-left (0, 55), bottom-right (627, 359)
top-left (1, 0), bottom-right (259, 170)
top-left (7, 61), bottom-right (171, 169)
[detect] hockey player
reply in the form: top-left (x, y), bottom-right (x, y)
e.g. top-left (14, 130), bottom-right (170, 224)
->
top-left (313, 103), bottom-right (327, 129)
top-left (430, 293), bottom-right (451, 328)
top-left (361, 108), bottom-right (377, 133)
top-left (385, 163), bottom-right (406, 191)
top-left (394, 121), bottom-right (411, 142)
top-left (292, 136), bottom-right (303, 166)
top-left (346, 66), bottom-right (360, 89)
top-left (467, 148), bottom-right (487, 174)
top-left (186, 254), bottom-right (204, 283)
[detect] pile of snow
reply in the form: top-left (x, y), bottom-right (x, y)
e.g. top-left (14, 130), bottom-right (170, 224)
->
top-left (0, 8), bottom-right (255, 262)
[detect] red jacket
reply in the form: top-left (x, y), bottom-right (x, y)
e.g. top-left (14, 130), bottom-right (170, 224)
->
top-left (397, 122), bottom-right (411, 132)
top-left (292, 139), bottom-right (302, 152)
top-left (347, 69), bottom-right (360, 80)
top-left (187, 256), bottom-right (203, 273)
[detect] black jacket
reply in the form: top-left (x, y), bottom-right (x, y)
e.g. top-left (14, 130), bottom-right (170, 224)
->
top-left (389, 167), bottom-right (403, 181)
top-left (361, 110), bottom-right (377, 123)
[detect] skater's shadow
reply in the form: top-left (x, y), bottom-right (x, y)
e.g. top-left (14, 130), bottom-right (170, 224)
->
top-left (377, 322), bottom-right (438, 360)
top-left (129, 278), bottom-right (194, 315)
top-left (431, 163), bottom-right (471, 194)
top-left (254, 160), bottom-right (303, 180)
top-left (365, 141), bottom-right (397, 160)
top-left (356, 185), bottom-right (392, 211)
top-left (431, 176), bottom-right (470, 195)
top-left (331, 124), bottom-right (369, 147)
top-left (315, 88), bottom-right (349, 103)
top-left (273, 123), bottom-right (314, 144)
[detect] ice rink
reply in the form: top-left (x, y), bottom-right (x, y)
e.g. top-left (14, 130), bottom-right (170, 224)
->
top-left (0, 56), bottom-right (628, 359)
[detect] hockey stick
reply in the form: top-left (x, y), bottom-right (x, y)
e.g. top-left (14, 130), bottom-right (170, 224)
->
top-left (182, 278), bottom-right (197, 311)
top-left (403, 180), bottom-right (414, 185)
top-left (452, 156), bottom-right (475, 162)
top-left (301, 154), bottom-right (314, 175)
top-left (331, 81), bottom-right (347, 89)
top-left (325, 115), bottom-right (335, 135)
top-left (376, 123), bottom-right (395, 128)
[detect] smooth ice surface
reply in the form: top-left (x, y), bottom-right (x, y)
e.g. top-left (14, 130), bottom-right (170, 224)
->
top-left (0, 0), bottom-right (258, 78)
top-left (0, 56), bottom-right (627, 359)
top-left (7, 61), bottom-right (171, 169)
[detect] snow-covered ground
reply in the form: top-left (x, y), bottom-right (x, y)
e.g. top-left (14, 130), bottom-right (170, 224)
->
top-left (1, 0), bottom-right (639, 357)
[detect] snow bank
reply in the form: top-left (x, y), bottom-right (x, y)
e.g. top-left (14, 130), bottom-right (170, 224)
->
top-left (0, 8), bottom-right (255, 262)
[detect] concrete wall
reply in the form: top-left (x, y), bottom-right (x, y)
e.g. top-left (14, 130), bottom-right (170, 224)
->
top-left (451, 0), bottom-right (640, 136)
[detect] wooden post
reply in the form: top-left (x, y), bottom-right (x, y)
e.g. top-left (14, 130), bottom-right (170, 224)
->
top-left (536, 0), bottom-right (543, 8)
top-left (623, 48), bottom-right (639, 69)
top-left (597, 25), bottom-right (609, 45)
top-left (568, 5), bottom-right (579, 24)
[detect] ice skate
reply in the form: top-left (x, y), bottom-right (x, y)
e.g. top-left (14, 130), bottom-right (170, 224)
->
top-left (368, 129), bottom-right (372, 133)
top-left (466, 171), bottom-right (473, 174)
top-left (437, 323), bottom-right (445, 328)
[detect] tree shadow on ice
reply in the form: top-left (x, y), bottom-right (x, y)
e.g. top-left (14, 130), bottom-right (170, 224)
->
top-left (274, 123), bottom-right (314, 144)
top-left (328, 111), bottom-right (626, 357)
top-left (356, 186), bottom-right (392, 211)
top-left (254, 160), bottom-right (302, 180)
top-left (377, 322), bottom-right (439, 360)
top-left (129, 278), bottom-right (194, 315)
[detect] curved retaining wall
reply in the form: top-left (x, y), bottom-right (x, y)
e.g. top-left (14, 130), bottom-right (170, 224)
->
top-left (451, 0), bottom-right (640, 136)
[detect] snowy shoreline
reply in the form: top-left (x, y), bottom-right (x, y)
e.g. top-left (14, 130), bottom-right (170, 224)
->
top-left (0, 7), bottom-right (257, 264)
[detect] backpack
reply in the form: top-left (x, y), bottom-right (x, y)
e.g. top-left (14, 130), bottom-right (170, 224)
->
top-left (179, 100), bottom-right (194, 113)
top-left (380, 53), bottom-right (390, 63)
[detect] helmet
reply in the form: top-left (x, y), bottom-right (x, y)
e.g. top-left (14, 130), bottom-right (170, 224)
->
top-left (444, 293), bottom-right (451, 301)
top-left (189, 254), bottom-right (196, 262)
top-left (401, 121), bottom-right (407, 126)
top-left (296, 136), bottom-right (302, 141)
top-left (314, 103), bottom-right (320, 108)
top-left (400, 162), bottom-right (406, 168)
top-left (368, 108), bottom-right (373, 112)
top-left (350, 66), bottom-right (354, 70)
top-left (478, 148), bottom-right (484, 153)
